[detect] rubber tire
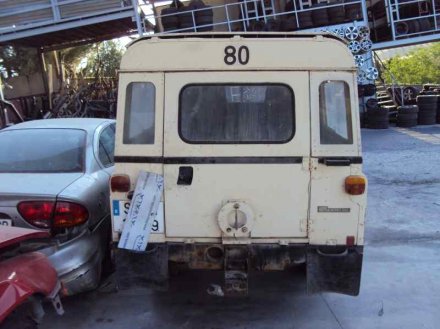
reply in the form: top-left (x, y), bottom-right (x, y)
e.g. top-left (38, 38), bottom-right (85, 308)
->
top-left (311, 5), bottom-right (329, 26)
top-left (345, 3), bottom-right (362, 20)
top-left (328, 1), bottom-right (345, 24)
top-left (358, 85), bottom-right (365, 98)
top-left (280, 18), bottom-right (297, 31)
top-left (161, 7), bottom-right (179, 31)
top-left (298, 11), bottom-right (313, 28)
top-left (195, 7), bottom-right (213, 31)
top-left (417, 95), bottom-right (437, 125)
top-left (263, 19), bottom-right (281, 31)
top-left (366, 98), bottom-right (379, 110)
top-left (178, 7), bottom-right (196, 31)
top-left (397, 105), bottom-right (418, 127)
top-left (367, 107), bottom-right (389, 129)
top-left (395, 21), bottom-right (409, 35)
top-left (363, 84), bottom-right (377, 97)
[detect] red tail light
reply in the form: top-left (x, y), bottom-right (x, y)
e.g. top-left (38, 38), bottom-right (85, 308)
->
top-left (53, 202), bottom-right (88, 228)
top-left (18, 201), bottom-right (88, 229)
top-left (17, 201), bottom-right (54, 229)
top-left (110, 174), bottom-right (131, 192)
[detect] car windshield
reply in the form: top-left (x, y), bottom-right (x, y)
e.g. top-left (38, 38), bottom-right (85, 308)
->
top-left (0, 128), bottom-right (86, 173)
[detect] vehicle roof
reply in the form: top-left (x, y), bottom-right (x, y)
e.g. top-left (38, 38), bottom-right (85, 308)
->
top-left (121, 32), bottom-right (355, 72)
top-left (2, 118), bottom-right (115, 134)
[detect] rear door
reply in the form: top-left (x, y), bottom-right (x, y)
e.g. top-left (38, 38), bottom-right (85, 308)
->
top-left (163, 71), bottom-right (310, 239)
top-left (309, 71), bottom-right (366, 246)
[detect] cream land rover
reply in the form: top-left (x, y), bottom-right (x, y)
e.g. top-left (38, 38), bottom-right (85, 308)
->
top-left (110, 33), bottom-right (367, 297)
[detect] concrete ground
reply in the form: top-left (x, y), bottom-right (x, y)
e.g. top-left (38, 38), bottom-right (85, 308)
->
top-left (41, 126), bottom-right (440, 329)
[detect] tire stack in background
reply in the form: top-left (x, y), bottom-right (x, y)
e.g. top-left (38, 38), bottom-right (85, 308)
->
top-left (396, 105), bottom-right (418, 127)
top-left (161, 0), bottom-right (213, 32)
top-left (365, 98), bottom-right (389, 129)
top-left (417, 94), bottom-right (438, 125)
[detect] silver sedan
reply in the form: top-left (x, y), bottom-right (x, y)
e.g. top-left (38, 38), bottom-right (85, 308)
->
top-left (0, 118), bottom-right (115, 295)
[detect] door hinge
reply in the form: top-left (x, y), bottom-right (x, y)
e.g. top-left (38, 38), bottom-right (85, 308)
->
top-left (300, 219), bottom-right (308, 233)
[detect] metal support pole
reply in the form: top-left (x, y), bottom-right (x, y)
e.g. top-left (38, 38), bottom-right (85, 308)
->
top-left (360, 0), bottom-right (368, 25)
top-left (50, 0), bottom-right (61, 21)
top-left (292, 0), bottom-right (300, 30)
top-left (387, 0), bottom-right (397, 41)
top-left (240, 3), bottom-right (247, 31)
top-left (132, 0), bottom-right (144, 36)
top-left (225, 7), bottom-right (232, 32)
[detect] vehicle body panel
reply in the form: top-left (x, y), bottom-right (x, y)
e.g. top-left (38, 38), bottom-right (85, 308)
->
top-left (0, 227), bottom-right (58, 323)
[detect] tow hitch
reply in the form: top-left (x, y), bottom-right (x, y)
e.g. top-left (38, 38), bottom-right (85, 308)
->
top-left (224, 246), bottom-right (249, 297)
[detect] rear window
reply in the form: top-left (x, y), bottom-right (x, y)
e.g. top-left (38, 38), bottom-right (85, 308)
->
top-left (319, 81), bottom-right (353, 144)
top-left (0, 129), bottom-right (85, 173)
top-left (179, 84), bottom-right (295, 143)
top-left (123, 82), bottom-right (155, 144)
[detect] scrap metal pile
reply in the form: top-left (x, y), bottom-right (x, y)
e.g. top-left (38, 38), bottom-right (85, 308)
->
top-left (48, 81), bottom-right (117, 119)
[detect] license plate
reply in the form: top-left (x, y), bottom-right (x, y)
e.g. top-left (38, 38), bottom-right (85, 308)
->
top-left (0, 219), bottom-right (12, 226)
top-left (112, 200), bottom-right (164, 233)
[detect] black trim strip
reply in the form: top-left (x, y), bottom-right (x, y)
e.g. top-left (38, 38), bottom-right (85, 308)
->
top-left (115, 156), bottom-right (163, 163)
top-left (115, 156), bottom-right (303, 164)
top-left (318, 157), bottom-right (363, 166)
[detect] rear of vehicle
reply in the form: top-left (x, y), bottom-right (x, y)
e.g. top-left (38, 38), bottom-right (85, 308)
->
top-left (0, 119), bottom-right (115, 295)
top-left (111, 34), bottom-right (367, 296)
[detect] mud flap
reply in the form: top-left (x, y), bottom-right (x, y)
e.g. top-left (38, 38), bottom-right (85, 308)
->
top-left (115, 243), bottom-right (169, 290)
top-left (307, 246), bottom-right (363, 296)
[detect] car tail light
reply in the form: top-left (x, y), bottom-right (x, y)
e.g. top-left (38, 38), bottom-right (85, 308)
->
top-left (53, 202), bottom-right (88, 228)
top-left (18, 201), bottom-right (55, 229)
top-left (345, 175), bottom-right (366, 195)
top-left (18, 201), bottom-right (88, 229)
top-left (111, 174), bottom-right (131, 192)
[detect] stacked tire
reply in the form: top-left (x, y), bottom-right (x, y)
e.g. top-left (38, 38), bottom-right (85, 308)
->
top-left (417, 95), bottom-right (438, 125)
top-left (328, 0), bottom-right (345, 24)
top-left (161, 0), bottom-right (213, 32)
top-left (311, 4), bottom-right (329, 27)
top-left (298, 11), bottom-right (313, 28)
top-left (397, 105), bottom-right (418, 127)
top-left (161, 7), bottom-right (180, 31)
top-left (366, 98), bottom-right (389, 129)
top-left (437, 96), bottom-right (440, 124)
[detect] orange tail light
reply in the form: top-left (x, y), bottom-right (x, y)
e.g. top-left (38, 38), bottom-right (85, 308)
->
top-left (345, 175), bottom-right (366, 195)
top-left (110, 174), bottom-right (131, 192)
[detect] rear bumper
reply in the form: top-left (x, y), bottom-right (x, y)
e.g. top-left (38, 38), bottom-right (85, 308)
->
top-left (39, 218), bottom-right (110, 296)
top-left (115, 243), bottom-right (363, 296)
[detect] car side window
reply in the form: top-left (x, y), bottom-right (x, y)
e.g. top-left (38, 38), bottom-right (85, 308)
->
top-left (98, 124), bottom-right (115, 167)
top-left (319, 81), bottom-right (353, 144)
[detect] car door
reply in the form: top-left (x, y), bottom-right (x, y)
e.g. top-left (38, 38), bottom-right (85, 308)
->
top-left (309, 71), bottom-right (366, 246)
top-left (163, 71), bottom-right (310, 239)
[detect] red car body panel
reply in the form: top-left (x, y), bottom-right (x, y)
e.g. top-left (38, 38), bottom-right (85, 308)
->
top-left (0, 227), bottom-right (58, 323)
top-left (0, 226), bottom-right (49, 249)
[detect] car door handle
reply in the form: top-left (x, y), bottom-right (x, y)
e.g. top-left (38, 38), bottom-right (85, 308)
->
top-left (177, 166), bottom-right (193, 185)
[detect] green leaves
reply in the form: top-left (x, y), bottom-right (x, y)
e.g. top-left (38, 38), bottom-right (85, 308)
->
top-left (384, 43), bottom-right (440, 84)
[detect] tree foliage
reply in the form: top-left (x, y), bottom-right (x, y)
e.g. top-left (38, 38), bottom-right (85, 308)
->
top-left (75, 40), bottom-right (124, 79)
top-left (0, 46), bottom-right (39, 78)
top-left (384, 43), bottom-right (440, 84)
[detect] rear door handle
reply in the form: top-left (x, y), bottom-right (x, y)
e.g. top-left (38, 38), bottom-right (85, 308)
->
top-left (318, 157), bottom-right (362, 166)
top-left (177, 166), bottom-right (193, 185)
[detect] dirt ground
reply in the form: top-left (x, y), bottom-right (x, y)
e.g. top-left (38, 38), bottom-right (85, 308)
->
top-left (41, 126), bottom-right (440, 329)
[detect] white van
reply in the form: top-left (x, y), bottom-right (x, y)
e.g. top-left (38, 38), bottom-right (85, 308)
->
top-left (110, 33), bottom-right (367, 296)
